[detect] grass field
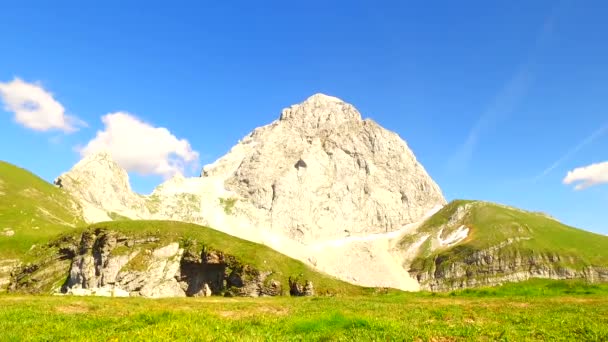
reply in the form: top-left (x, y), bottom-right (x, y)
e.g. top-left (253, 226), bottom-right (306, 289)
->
top-left (1, 279), bottom-right (607, 341)
top-left (0, 161), bottom-right (83, 260)
top-left (2, 163), bottom-right (608, 341)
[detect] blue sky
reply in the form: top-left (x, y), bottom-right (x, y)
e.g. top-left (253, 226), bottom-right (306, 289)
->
top-left (0, 1), bottom-right (607, 234)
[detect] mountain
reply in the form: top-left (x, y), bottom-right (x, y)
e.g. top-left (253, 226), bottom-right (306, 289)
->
top-left (0, 162), bottom-right (365, 297)
top-left (54, 93), bottom-right (446, 290)
top-left (59, 94), bottom-right (445, 242)
top-left (4, 93), bottom-right (607, 295)
top-left (56, 152), bottom-right (204, 224)
top-left (202, 93), bottom-right (446, 242)
top-left (397, 200), bottom-right (608, 290)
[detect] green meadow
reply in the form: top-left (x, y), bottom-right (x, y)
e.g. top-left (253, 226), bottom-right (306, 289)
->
top-left (1, 279), bottom-right (607, 341)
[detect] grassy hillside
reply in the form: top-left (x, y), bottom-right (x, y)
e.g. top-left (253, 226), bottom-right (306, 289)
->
top-left (1, 161), bottom-right (364, 296)
top-left (415, 200), bottom-right (608, 264)
top-left (26, 220), bottom-right (369, 296)
top-left (1, 279), bottom-right (607, 341)
top-left (403, 200), bottom-right (608, 288)
top-left (13, 218), bottom-right (373, 296)
top-left (0, 161), bottom-right (84, 259)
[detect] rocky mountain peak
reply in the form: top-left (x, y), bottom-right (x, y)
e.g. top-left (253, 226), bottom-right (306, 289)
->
top-left (65, 151), bottom-right (132, 193)
top-left (279, 93), bottom-right (362, 132)
top-left (70, 151), bottom-right (124, 174)
top-left (57, 152), bottom-right (146, 221)
top-left (56, 94), bottom-right (447, 289)
top-left (205, 93), bottom-right (446, 242)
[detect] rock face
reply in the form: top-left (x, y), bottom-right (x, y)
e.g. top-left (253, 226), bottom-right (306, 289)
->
top-left (56, 152), bottom-right (150, 222)
top-left (60, 94), bottom-right (445, 243)
top-left (14, 228), bottom-right (289, 298)
top-left (58, 153), bottom-right (205, 224)
top-left (411, 245), bottom-right (608, 291)
top-left (289, 277), bottom-right (315, 297)
top-left (0, 259), bottom-right (19, 292)
top-left (203, 94), bottom-right (446, 242)
top-left (66, 232), bottom-right (186, 298)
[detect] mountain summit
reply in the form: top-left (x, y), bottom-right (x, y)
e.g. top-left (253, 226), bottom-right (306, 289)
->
top-left (278, 93), bottom-right (362, 130)
top-left (203, 93), bottom-right (446, 242)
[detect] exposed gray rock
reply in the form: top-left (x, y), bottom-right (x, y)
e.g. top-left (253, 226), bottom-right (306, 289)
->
top-left (57, 152), bottom-right (150, 222)
top-left (303, 280), bottom-right (315, 296)
top-left (1, 228), bottom-right (14, 237)
top-left (261, 279), bottom-right (282, 297)
top-left (64, 230), bottom-right (185, 298)
top-left (200, 283), bottom-right (212, 297)
top-left (0, 259), bottom-right (19, 292)
top-left (41, 229), bottom-right (296, 298)
top-left (205, 93), bottom-right (446, 242)
top-left (410, 241), bottom-right (608, 291)
top-left (289, 277), bottom-right (314, 296)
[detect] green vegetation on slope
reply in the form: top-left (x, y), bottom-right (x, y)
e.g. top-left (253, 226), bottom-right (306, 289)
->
top-left (405, 200), bottom-right (608, 280)
top-left (22, 220), bottom-right (369, 296)
top-left (1, 279), bottom-right (607, 341)
top-left (0, 161), bottom-right (362, 295)
top-left (91, 220), bottom-right (368, 296)
top-left (0, 161), bottom-right (84, 259)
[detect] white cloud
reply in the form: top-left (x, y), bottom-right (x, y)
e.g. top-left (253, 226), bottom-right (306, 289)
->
top-left (80, 112), bottom-right (199, 177)
top-left (0, 78), bottom-right (85, 132)
top-left (563, 161), bottom-right (608, 190)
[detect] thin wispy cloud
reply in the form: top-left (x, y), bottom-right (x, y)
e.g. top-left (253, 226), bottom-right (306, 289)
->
top-left (535, 123), bottom-right (608, 181)
top-left (448, 67), bottom-right (533, 171)
top-left (448, 5), bottom-right (563, 172)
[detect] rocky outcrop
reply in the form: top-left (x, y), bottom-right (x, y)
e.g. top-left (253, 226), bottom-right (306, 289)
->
top-left (0, 259), bottom-right (19, 292)
top-left (9, 235), bottom-right (78, 294)
top-left (59, 95), bottom-right (444, 244)
top-left (289, 276), bottom-right (315, 296)
top-left (58, 153), bottom-right (206, 225)
top-left (56, 152), bottom-right (150, 222)
top-left (65, 231), bottom-right (186, 298)
top-left (410, 241), bottom-right (608, 291)
top-left (11, 228), bottom-right (298, 298)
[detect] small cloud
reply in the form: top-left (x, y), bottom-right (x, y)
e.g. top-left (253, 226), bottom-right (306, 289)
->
top-left (0, 78), bottom-right (85, 132)
top-left (80, 112), bottom-right (199, 178)
top-left (563, 161), bottom-right (608, 190)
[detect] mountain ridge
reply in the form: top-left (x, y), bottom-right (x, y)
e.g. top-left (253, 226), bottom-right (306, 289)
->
top-left (2, 93), bottom-right (606, 295)
top-left (52, 93), bottom-right (446, 290)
